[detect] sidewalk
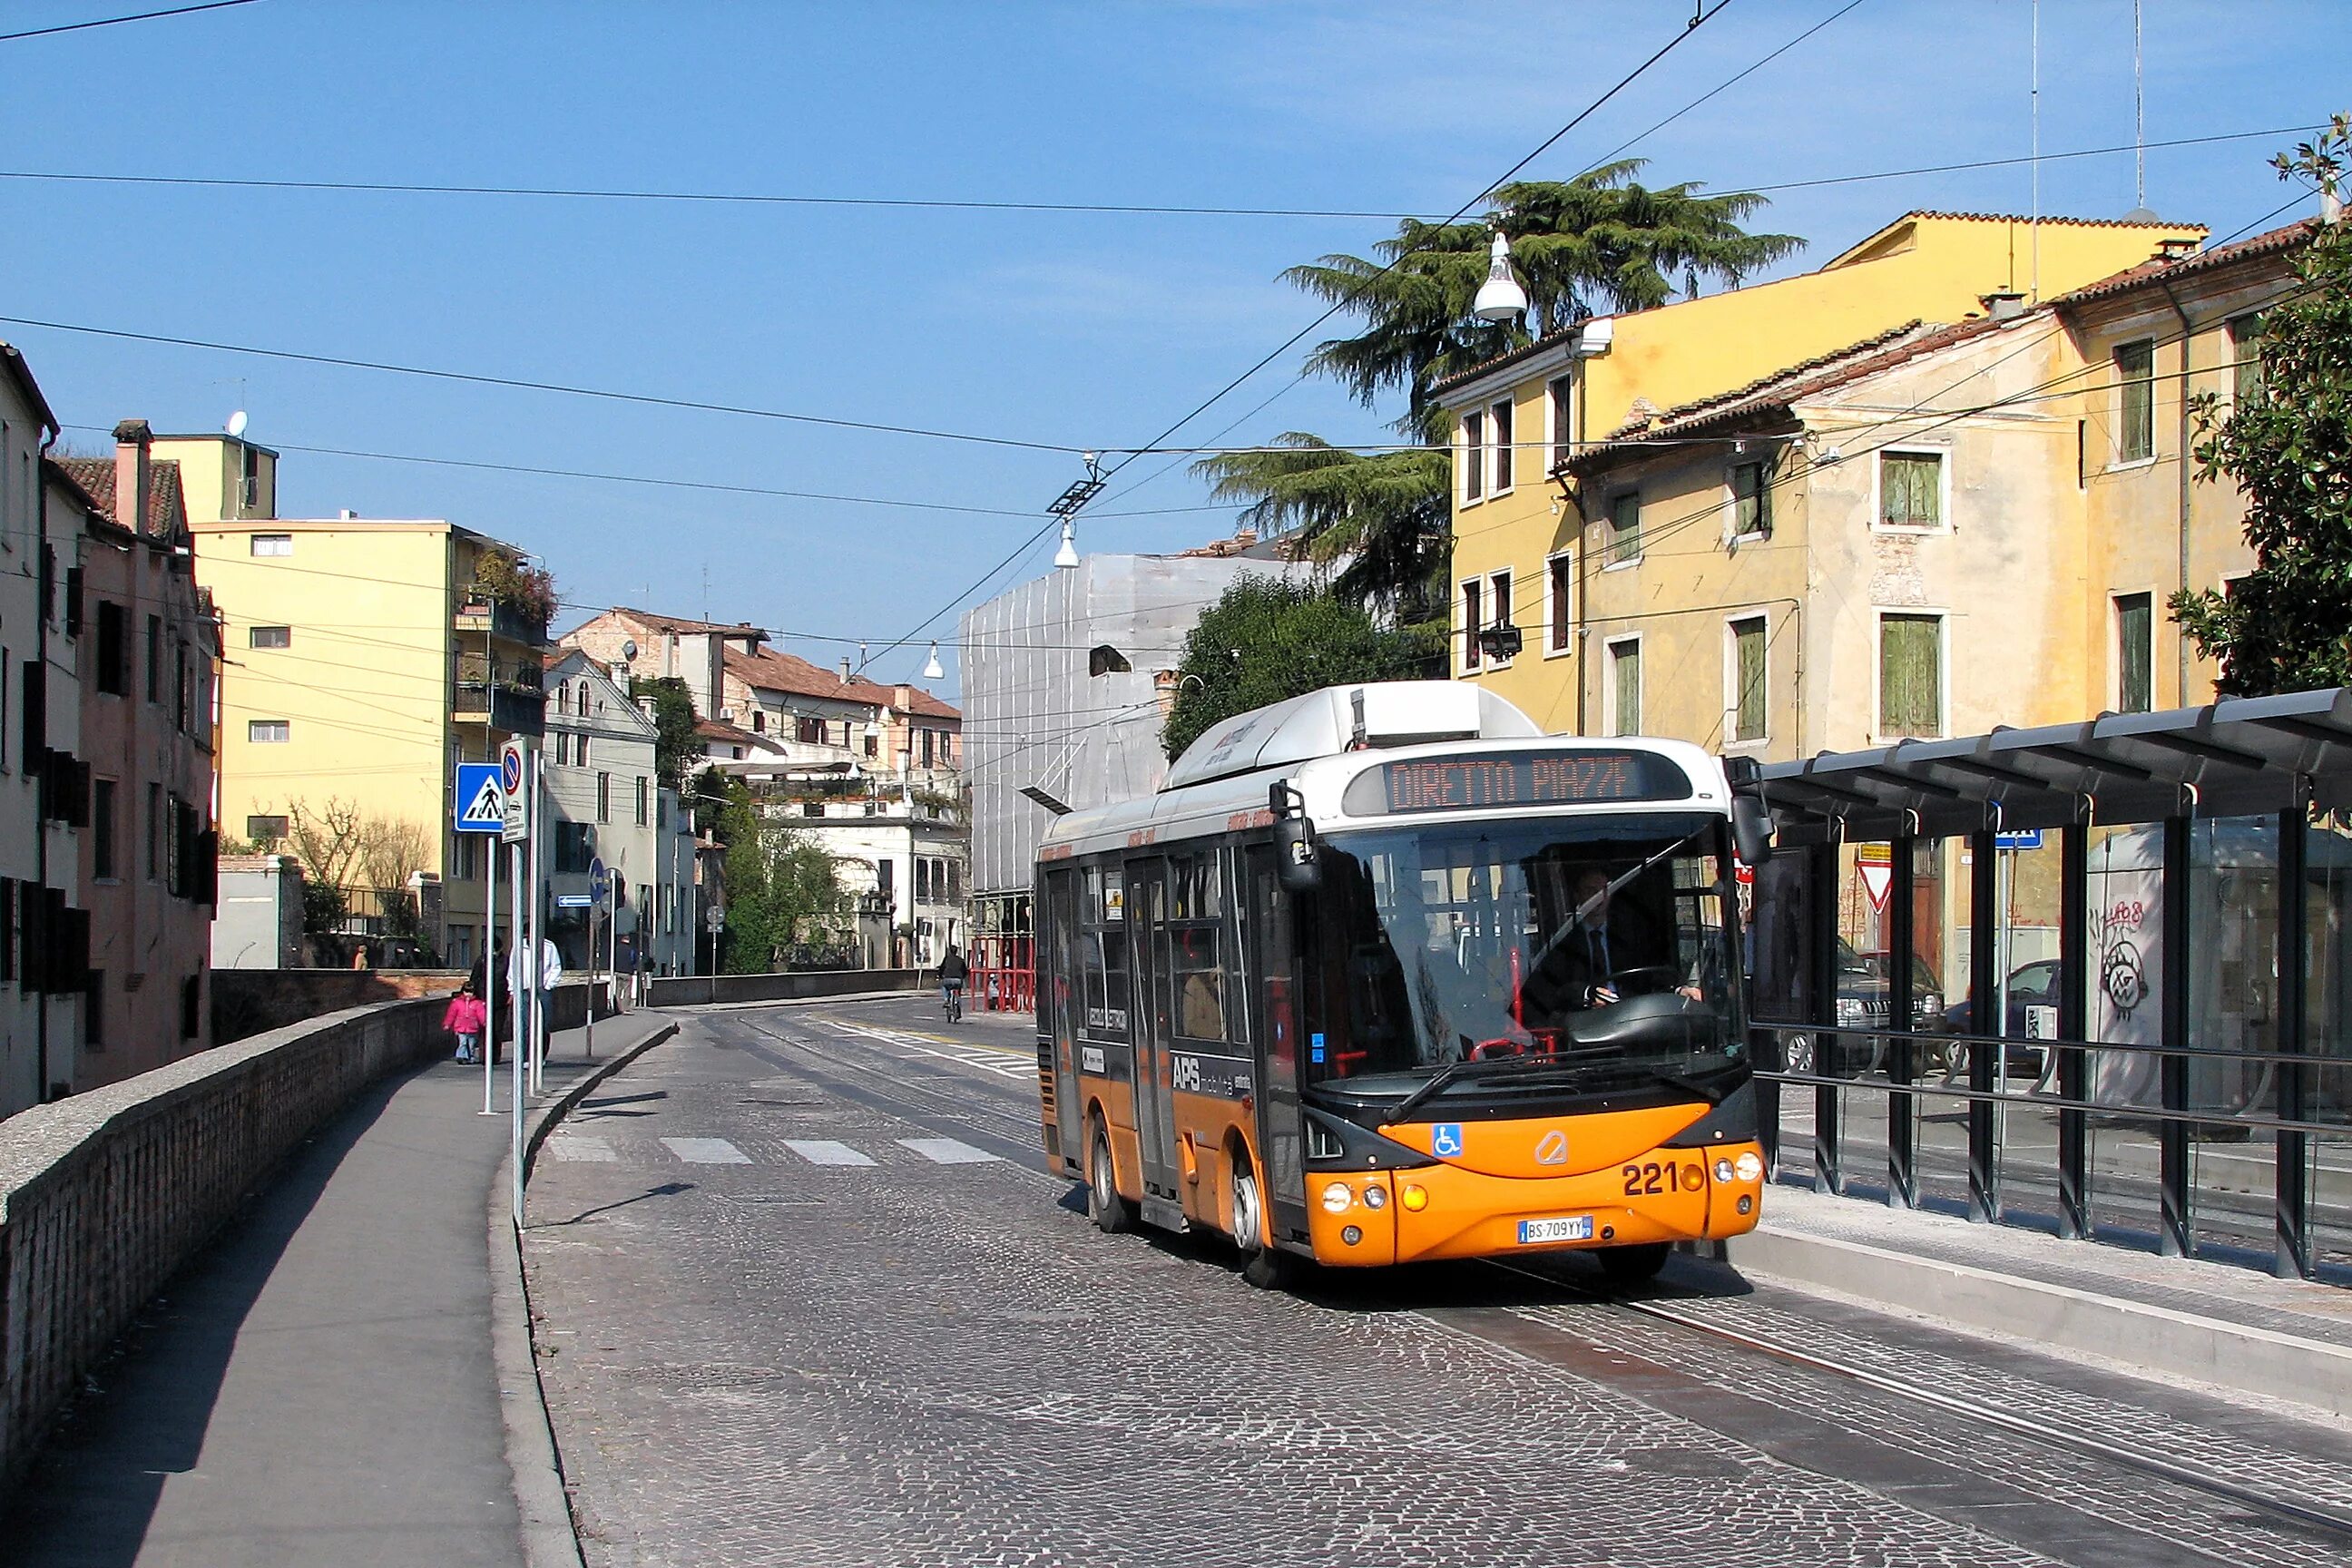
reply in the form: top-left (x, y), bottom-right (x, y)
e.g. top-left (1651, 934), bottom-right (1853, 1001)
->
top-left (2, 1009), bottom-right (671, 1568)
top-left (1734, 1182), bottom-right (2352, 1420)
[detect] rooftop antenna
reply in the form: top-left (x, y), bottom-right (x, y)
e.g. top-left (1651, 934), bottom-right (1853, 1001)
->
top-left (2120, 0), bottom-right (2160, 223)
top-left (700, 562), bottom-right (710, 622)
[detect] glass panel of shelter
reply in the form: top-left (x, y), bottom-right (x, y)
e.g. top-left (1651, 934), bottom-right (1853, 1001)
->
top-left (2301, 810), bottom-right (2352, 1278)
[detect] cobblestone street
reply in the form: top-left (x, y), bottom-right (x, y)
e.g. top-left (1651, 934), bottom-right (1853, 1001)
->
top-left (523, 1000), bottom-right (2352, 1568)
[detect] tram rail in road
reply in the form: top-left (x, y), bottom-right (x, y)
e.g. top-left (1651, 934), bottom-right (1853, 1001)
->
top-left (683, 998), bottom-right (2352, 1566)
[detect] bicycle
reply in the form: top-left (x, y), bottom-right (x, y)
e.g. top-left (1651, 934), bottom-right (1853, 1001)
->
top-left (941, 981), bottom-right (965, 1024)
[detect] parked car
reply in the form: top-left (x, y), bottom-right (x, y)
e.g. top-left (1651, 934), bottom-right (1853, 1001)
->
top-left (1779, 940), bottom-right (1943, 1076)
top-left (1936, 959), bottom-right (2058, 1077)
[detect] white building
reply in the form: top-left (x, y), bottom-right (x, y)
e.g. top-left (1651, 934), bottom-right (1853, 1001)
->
top-left (0, 346), bottom-right (87, 1115)
top-left (956, 538), bottom-right (1307, 938)
top-left (779, 795), bottom-right (966, 969)
top-left (541, 649), bottom-right (699, 976)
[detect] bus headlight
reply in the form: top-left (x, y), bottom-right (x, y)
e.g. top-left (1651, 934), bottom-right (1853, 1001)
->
top-left (1321, 1181), bottom-right (1354, 1214)
top-left (1735, 1152), bottom-right (1764, 1182)
top-left (1401, 1184), bottom-right (1428, 1211)
top-left (1361, 1184), bottom-right (1387, 1210)
top-left (1714, 1158), bottom-right (1737, 1183)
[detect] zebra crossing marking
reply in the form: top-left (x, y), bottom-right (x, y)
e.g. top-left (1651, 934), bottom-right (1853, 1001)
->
top-left (546, 1133), bottom-right (618, 1162)
top-left (661, 1136), bottom-right (751, 1165)
top-left (898, 1136), bottom-right (1001, 1165)
top-left (782, 1139), bottom-right (877, 1167)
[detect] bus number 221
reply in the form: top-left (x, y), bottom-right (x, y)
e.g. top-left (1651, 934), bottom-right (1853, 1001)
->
top-left (1622, 1161), bottom-right (1703, 1196)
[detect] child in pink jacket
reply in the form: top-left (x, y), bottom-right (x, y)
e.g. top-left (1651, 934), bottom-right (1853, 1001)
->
top-left (444, 983), bottom-right (488, 1064)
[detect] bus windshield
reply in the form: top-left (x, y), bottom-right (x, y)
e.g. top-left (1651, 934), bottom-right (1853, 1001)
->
top-left (1308, 812), bottom-right (1740, 1083)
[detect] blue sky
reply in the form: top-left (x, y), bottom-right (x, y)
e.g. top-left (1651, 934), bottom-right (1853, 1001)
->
top-left (0, 0), bottom-right (2341, 695)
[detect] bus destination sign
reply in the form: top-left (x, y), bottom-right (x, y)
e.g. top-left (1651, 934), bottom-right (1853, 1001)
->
top-left (1343, 750), bottom-right (1692, 817)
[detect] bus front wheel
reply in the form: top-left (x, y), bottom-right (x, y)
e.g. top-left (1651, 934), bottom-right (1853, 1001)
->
top-left (1088, 1119), bottom-right (1135, 1234)
top-left (1230, 1152), bottom-right (1297, 1289)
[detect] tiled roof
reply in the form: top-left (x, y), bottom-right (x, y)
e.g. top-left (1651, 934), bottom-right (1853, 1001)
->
top-left (1889, 210), bottom-right (2210, 230)
top-left (52, 456), bottom-right (187, 537)
top-left (2049, 218), bottom-right (2318, 309)
top-left (892, 684), bottom-right (961, 720)
top-left (607, 608), bottom-right (768, 640)
top-left (1427, 323), bottom-right (1586, 399)
top-left (724, 646), bottom-right (890, 706)
top-left (1563, 315), bottom-right (2032, 473)
top-left (695, 717), bottom-right (767, 747)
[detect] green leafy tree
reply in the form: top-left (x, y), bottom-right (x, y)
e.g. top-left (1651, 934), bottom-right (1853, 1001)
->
top-left (1204, 168), bottom-right (1798, 622)
top-left (713, 780), bottom-right (850, 973)
top-left (1287, 165), bottom-right (1801, 442)
top-left (1161, 577), bottom-right (1430, 759)
top-left (1191, 440), bottom-right (1451, 642)
top-left (2171, 117), bottom-right (2352, 694)
top-left (640, 676), bottom-right (701, 791)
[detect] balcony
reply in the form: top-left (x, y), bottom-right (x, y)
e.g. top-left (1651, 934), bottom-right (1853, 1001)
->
top-left (454, 595), bottom-right (547, 647)
top-left (454, 680), bottom-right (545, 737)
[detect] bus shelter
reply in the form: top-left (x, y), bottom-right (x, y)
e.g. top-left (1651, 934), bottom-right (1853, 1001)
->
top-left (1747, 688), bottom-right (2352, 1282)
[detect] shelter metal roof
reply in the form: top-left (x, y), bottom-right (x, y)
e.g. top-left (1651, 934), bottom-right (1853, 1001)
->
top-left (1759, 688), bottom-right (2352, 843)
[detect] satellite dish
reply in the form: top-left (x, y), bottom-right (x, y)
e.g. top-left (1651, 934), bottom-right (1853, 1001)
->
top-left (226, 410), bottom-right (249, 438)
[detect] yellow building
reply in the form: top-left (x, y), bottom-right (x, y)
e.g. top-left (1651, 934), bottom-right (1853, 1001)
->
top-left (169, 435), bottom-right (544, 968)
top-left (1452, 218), bottom-right (2317, 1008)
top-left (1439, 210), bottom-right (2206, 725)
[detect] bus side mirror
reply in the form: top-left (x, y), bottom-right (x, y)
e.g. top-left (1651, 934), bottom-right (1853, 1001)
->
top-left (1270, 781), bottom-right (1321, 894)
top-left (1731, 794), bottom-right (1775, 869)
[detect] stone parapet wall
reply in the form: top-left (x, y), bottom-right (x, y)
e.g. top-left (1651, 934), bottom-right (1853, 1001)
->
top-left (0, 976), bottom-right (594, 1497)
top-left (643, 969), bottom-right (922, 1007)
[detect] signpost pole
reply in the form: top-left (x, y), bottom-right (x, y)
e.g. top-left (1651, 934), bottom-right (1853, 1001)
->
top-left (584, 899), bottom-right (597, 1063)
top-left (501, 738), bottom-right (530, 1229)
top-left (482, 837), bottom-right (497, 1116)
top-left (509, 828), bottom-right (526, 1228)
top-left (527, 750), bottom-right (546, 1095)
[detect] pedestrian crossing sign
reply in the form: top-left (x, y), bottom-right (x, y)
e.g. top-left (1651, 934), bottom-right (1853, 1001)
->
top-left (455, 762), bottom-right (505, 835)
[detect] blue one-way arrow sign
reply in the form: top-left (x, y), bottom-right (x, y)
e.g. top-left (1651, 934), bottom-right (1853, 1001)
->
top-left (455, 762), bottom-right (505, 835)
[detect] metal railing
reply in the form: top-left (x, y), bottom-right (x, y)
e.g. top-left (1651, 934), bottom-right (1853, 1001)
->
top-left (1749, 1018), bottom-right (2352, 1281)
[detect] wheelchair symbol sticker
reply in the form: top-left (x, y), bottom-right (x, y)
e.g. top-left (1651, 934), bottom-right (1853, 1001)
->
top-left (1431, 1123), bottom-right (1464, 1158)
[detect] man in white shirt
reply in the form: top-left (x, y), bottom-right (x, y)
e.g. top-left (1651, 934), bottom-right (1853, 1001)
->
top-left (507, 937), bottom-right (565, 1061)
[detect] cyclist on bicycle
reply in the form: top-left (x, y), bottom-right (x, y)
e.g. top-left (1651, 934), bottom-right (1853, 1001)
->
top-left (937, 946), bottom-right (970, 1020)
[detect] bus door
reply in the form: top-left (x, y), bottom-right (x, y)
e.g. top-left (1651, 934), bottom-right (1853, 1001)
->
top-left (1042, 867), bottom-right (1083, 1167)
top-left (1127, 857), bottom-right (1181, 1200)
top-left (1244, 844), bottom-right (1309, 1242)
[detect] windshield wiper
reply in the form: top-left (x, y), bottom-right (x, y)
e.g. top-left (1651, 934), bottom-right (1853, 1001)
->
top-left (1525, 823), bottom-right (1716, 975)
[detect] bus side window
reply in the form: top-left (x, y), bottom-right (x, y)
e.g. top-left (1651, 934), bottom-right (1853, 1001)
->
top-left (1173, 925), bottom-right (1226, 1041)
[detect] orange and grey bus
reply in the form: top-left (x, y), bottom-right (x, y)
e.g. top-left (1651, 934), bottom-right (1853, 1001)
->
top-left (1034, 681), bottom-right (1775, 1287)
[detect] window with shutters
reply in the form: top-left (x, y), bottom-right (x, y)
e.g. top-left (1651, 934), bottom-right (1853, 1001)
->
top-left (636, 775), bottom-right (649, 826)
top-left (250, 534), bottom-right (292, 556)
top-left (796, 715), bottom-right (825, 745)
top-left (1877, 451), bottom-right (1944, 531)
top-left (1546, 552), bottom-right (1573, 654)
top-left (1728, 616), bottom-right (1769, 744)
top-left (249, 624), bottom-right (291, 649)
top-left (248, 720), bottom-right (289, 744)
top-left (1459, 577), bottom-right (1483, 671)
top-left (2115, 593), bottom-right (2153, 713)
top-left (1730, 460), bottom-right (1771, 540)
top-left (145, 615), bottom-right (160, 702)
top-left (1548, 374), bottom-right (1574, 470)
top-left (597, 771), bottom-right (611, 824)
top-left (93, 779), bottom-right (116, 879)
top-left (1606, 491), bottom-right (1642, 565)
top-left (2229, 314), bottom-right (2266, 405)
top-left (1487, 570), bottom-right (1513, 662)
top-left (1461, 410), bottom-right (1485, 502)
top-left (96, 603), bottom-right (129, 694)
top-left (1878, 613), bottom-right (1945, 738)
top-left (1490, 397), bottom-right (1514, 493)
top-left (1607, 637), bottom-right (1642, 736)
top-left (2115, 338), bottom-right (2155, 462)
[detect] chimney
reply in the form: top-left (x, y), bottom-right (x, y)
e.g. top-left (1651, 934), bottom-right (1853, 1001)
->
top-left (112, 419), bottom-right (152, 534)
top-left (838, 657), bottom-right (851, 684)
top-left (2155, 236), bottom-right (2200, 260)
top-left (895, 684), bottom-right (914, 709)
top-left (1978, 290), bottom-right (2026, 320)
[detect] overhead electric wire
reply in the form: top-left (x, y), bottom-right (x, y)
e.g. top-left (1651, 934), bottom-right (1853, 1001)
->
top-left (0, 123), bottom-right (2318, 219)
top-left (0, 0), bottom-right (254, 44)
top-left (0, 314), bottom-right (1085, 456)
top-left (863, 1), bottom-right (1744, 673)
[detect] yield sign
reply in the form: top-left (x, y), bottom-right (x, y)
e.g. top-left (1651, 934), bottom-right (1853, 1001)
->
top-left (1858, 862), bottom-right (1894, 911)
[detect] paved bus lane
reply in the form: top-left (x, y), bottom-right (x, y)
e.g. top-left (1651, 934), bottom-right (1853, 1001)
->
top-left (523, 999), bottom-right (2352, 1568)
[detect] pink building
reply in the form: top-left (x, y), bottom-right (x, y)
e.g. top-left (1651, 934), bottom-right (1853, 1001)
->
top-left (50, 422), bottom-right (220, 1082)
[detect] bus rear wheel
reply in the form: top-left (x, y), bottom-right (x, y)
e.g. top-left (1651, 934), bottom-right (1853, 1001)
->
top-left (1088, 1120), bottom-right (1135, 1234)
top-left (1594, 1241), bottom-right (1671, 1286)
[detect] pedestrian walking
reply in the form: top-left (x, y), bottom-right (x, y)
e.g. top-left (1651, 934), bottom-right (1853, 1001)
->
top-left (469, 942), bottom-right (513, 1060)
top-left (443, 982), bottom-right (487, 1064)
top-left (507, 936), bottom-right (564, 1062)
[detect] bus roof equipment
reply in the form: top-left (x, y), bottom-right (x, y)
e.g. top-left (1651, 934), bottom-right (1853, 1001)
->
top-left (1162, 681), bottom-right (1542, 793)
